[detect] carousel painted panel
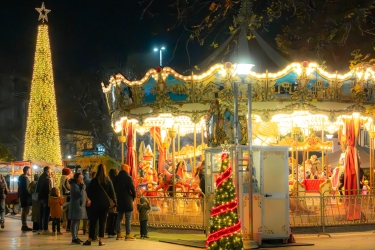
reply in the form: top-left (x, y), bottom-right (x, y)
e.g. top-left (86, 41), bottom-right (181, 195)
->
top-left (165, 75), bottom-right (188, 101)
top-left (142, 77), bottom-right (157, 103)
top-left (274, 71), bottom-right (298, 99)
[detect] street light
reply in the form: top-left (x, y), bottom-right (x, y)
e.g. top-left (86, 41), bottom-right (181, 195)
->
top-left (154, 47), bottom-right (165, 66)
top-left (233, 62), bottom-right (258, 249)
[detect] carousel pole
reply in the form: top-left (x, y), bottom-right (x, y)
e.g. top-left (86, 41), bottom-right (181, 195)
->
top-left (178, 126), bottom-right (180, 160)
top-left (322, 118), bottom-right (325, 172)
top-left (194, 124), bottom-right (197, 169)
top-left (169, 126), bottom-right (177, 195)
top-left (370, 128), bottom-right (375, 190)
top-left (153, 128), bottom-right (156, 169)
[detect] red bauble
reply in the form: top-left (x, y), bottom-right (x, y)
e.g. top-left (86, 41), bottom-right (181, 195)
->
top-left (156, 66), bottom-right (162, 72)
top-left (225, 62), bottom-right (232, 68)
top-left (302, 61), bottom-right (309, 67)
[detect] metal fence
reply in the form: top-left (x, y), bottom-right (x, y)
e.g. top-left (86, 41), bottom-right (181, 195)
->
top-left (289, 189), bottom-right (375, 236)
top-left (131, 191), bottom-right (205, 230)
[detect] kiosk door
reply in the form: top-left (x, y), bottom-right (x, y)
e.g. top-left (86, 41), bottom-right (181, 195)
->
top-left (260, 149), bottom-right (290, 240)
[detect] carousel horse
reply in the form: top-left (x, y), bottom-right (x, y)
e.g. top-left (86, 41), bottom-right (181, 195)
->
top-left (175, 160), bottom-right (193, 192)
top-left (154, 170), bottom-right (184, 196)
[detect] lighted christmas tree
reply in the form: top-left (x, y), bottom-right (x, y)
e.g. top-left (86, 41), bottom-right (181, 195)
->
top-left (206, 152), bottom-right (244, 250)
top-left (24, 3), bottom-right (62, 165)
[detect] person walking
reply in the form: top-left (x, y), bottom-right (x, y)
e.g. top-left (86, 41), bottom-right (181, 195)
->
top-left (83, 164), bottom-right (116, 246)
top-left (48, 187), bottom-right (64, 236)
top-left (28, 174), bottom-right (40, 232)
top-left (137, 197), bottom-right (150, 239)
top-left (106, 169), bottom-right (118, 238)
top-left (18, 166), bottom-right (33, 231)
top-left (69, 172), bottom-right (88, 244)
top-left (36, 166), bottom-right (53, 235)
top-left (0, 174), bottom-right (10, 229)
top-left (114, 164), bottom-right (136, 241)
top-left (81, 169), bottom-right (91, 235)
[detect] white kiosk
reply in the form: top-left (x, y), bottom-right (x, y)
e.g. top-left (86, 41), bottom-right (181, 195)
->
top-left (204, 145), bottom-right (290, 243)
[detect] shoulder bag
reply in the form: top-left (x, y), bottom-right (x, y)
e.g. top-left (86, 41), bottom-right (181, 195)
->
top-left (99, 181), bottom-right (116, 213)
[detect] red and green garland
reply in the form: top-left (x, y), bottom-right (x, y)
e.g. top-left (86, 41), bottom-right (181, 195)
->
top-left (206, 152), bottom-right (244, 250)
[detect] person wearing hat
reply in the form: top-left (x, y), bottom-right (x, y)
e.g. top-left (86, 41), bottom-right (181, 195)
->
top-left (137, 197), bottom-right (150, 239)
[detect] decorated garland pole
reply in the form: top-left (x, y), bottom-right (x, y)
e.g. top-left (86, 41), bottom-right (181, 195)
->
top-left (206, 152), bottom-right (244, 250)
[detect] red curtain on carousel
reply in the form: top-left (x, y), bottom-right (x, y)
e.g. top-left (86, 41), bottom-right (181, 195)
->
top-left (149, 126), bottom-right (165, 173)
top-left (125, 122), bottom-right (138, 187)
top-left (344, 118), bottom-right (361, 221)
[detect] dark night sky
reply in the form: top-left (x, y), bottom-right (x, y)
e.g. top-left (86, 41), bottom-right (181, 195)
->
top-left (0, 0), bottom-right (203, 128)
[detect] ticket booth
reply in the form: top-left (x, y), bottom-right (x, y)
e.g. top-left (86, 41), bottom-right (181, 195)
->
top-left (204, 145), bottom-right (290, 242)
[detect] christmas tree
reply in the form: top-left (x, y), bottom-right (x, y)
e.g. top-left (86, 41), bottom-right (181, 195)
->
top-left (24, 3), bottom-right (62, 165)
top-left (206, 152), bottom-right (244, 250)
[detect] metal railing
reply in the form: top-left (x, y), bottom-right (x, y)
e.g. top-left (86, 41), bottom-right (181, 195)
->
top-left (131, 191), bottom-right (205, 230)
top-left (289, 189), bottom-right (375, 236)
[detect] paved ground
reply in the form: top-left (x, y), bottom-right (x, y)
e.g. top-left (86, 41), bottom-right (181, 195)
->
top-left (1, 216), bottom-right (375, 249)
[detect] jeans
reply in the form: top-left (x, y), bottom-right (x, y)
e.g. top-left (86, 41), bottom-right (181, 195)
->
top-left (21, 206), bottom-right (30, 226)
top-left (116, 211), bottom-right (132, 235)
top-left (88, 208), bottom-right (107, 239)
top-left (52, 218), bottom-right (61, 233)
top-left (39, 200), bottom-right (50, 231)
top-left (71, 219), bottom-right (79, 240)
top-left (0, 198), bottom-right (5, 222)
top-left (140, 220), bottom-right (148, 236)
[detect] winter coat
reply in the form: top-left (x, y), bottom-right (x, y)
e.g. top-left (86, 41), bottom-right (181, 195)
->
top-left (18, 174), bottom-right (31, 207)
top-left (113, 170), bottom-right (136, 213)
top-left (68, 179), bottom-right (87, 220)
top-left (0, 174), bottom-right (9, 200)
top-left (87, 177), bottom-right (116, 212)
top-left (28, 181), bottom-right (40, 222)
top-left (59, 175), bottom-right (71, 196)
top-left (36, 173), bottom-right (52, 201)
top-left (137, 198), bottom-right (150, 221)
top-left (83, 173), bottom-right (91, 188)
top-left (49, 196), bottom-right (64, 218)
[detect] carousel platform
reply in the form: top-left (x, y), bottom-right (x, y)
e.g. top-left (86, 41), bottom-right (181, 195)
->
top-left (159, 239), bottom-right (205, 248)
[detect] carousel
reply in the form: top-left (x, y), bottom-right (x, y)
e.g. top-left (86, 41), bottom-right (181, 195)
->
top-left (101, 60), bottom-right (375, 230)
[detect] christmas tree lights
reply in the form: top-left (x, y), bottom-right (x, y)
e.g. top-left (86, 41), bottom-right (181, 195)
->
top-left (206, 152), bottom-right (244, 250)
top-left (23, 23), bottom-right (62, 165)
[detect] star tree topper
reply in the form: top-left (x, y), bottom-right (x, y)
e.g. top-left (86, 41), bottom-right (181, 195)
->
top-left (35, 2), bottom-right (51, 23)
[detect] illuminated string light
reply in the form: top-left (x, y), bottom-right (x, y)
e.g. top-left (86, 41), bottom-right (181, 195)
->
top-left (23, 24), bottom-right (62, 165)
top-left (206, 152), bottom-right (244, 250)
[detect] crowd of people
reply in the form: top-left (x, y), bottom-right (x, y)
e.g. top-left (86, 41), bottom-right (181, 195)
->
top-left (0, 163), bottom-right (149, 247)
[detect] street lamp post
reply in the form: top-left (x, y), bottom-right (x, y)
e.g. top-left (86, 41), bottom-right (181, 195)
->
top-left (154, 47), bottom-right (165, 66)
top-left (233, 63), bottom-right (258, 249)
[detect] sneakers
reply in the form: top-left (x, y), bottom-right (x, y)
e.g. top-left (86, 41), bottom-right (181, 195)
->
top-left (21, 226), bottom-right (33, 232)
top-left (116, 233), bottom-right (124, 240)
top-left (82, 240), bottom-right (91, 246)
top-left (77, 238), bottom-right (84, 243)
top-left (42, 230), bottom-right (52, 235)
top-left (125, 234), bottom-right (136, 240)
top-left (71, 239), bottom-right (81, 244)
top-left (108, 234), bottom-right (116, 238)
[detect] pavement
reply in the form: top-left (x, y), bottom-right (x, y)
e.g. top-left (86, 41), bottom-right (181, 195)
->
top-left (1, 216), bottom-right (375, 249)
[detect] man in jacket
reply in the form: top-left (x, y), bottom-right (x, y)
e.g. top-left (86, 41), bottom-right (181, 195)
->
top-left (18, 166), bottom-right (32, 231)
top-left (114, 164), bottom-right (136, 240)
top-left (0, 174), bottom-right (10, 229)
top-left (36, 166), bottom-right (52, 234)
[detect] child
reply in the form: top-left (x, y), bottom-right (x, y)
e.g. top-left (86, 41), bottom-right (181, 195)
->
top-left (137, 197), bottom-right (151, 239)
top-left (48, 187), bottom-right (64, 235)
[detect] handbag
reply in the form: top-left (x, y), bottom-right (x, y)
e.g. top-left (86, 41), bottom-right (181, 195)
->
top-left (32, 182), bottom-right (38, 202)
top-left (99, 182), bottom-right (116, 212)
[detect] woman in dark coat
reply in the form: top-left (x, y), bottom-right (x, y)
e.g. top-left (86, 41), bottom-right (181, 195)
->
top-left (105, 169), bottom-right (118, 238)
top-left (68, 173), bottom-right (87, 244)
top-left (83, 164), bottom-right (116, 246)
